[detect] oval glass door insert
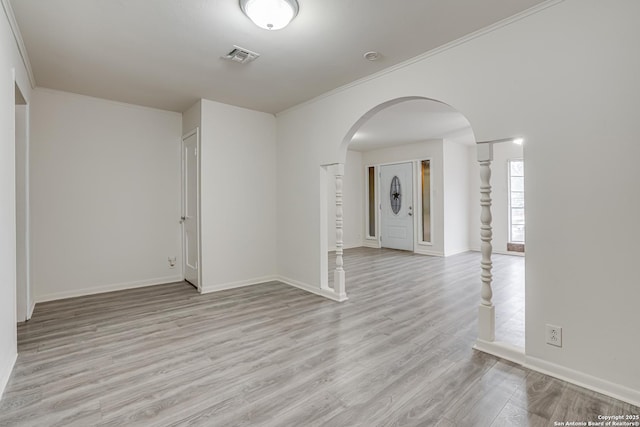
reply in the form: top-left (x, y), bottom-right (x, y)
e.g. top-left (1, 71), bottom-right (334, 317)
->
top-left (390, 176), bottom-right (401, 214)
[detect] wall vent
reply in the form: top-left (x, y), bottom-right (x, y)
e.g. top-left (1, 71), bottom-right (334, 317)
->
top-left (223, 46), bottom-right (260, 64)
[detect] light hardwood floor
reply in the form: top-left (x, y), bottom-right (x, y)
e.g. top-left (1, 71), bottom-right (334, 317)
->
top-left (1, 248), bottom-right (637, 426)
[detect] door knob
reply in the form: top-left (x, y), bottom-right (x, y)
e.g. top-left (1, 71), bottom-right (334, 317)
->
top-left (180, 216), bottom-right (186, 223)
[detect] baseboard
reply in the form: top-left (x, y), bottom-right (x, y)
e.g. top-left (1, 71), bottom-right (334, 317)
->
top-left (199, 275), bottom-right (279, 294)
top-left (0, 352), bottom-right (17, 400)
top-left (444, 247), bottom-right (472, 257)
top-left (328, 244), bottom-right (361, 252)
top-left (362, 240), bottom-right (380, 249)
top-left (469, 248), bottom-right (525, 257)
top-left (278, 276), bottom-right (348, 302)
top-left (474, 341), bottom-right (640, 406)
top-left (524, 355), bottom-right (640, 408)
top-left (414, 246), bottom-right (444, 257)
top-left (35, 275), bottom-right (183, 303)
top-left (474, 339), bottom-right (525, 365)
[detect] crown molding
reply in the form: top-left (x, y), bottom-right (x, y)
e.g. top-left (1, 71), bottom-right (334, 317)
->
top-left (1, 0), bottom-right (36, 88)
top-left (277, 0), bottom-right (565, 117)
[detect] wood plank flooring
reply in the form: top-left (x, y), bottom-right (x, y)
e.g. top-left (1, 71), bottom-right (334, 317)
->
top-left (1, 248), bottom-right (637, 426)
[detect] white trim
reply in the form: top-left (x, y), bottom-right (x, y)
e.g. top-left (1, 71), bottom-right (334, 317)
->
top-left (507, 158), bottom-right (525, 245)
top-left (497, 250), bottom-right (525, 257)
top-left (524, 356), bottom-right (640, 408)
top-left (474, 341), bottom-right (640, 407)
top-left (414, 246), bottom-right (444, 257)
top-left (474, 339), bottom-right (525, 365)
top-left (443, 248), bottom-right (471, 257)
top-left (469, 248), bottom-right (525, 257)
top-left (278, 276), bottom-right (348, 302)
top-left (362, 239), bottom-right (381, 249)
top-left (23, 105), bottom-right (31, 320)
top-left (364, 165), bottom-right (378, 241)
top-left (34, 276), bottom-right (183, 303)
top-left (277, 0), bottom-right (565, 117)
top-left (416, 158), bottom-right (433, 246)
top-left (319, 165), bottom-right (330, 291)
top-left (1, 0), bottom-right (36, 88)
top-left (27, 300), bottom-right (35, 319)
top-left (199, 275), bottom-right (349, 302)
top-left (181, 128), bottom-right (202, 292)
top-left (0, 352), bottom-right (17, 399)
top-left (328, 244), bottom-right (361, 252)
top-left (200, 275), bottom-right (279, 294)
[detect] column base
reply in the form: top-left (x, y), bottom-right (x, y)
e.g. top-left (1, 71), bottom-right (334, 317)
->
top-left (333, 269), bottom-right (346, 300)
top-left (478, 304), bottom-right (495, 342)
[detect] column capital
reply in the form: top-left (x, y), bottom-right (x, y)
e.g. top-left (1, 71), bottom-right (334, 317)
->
top-left (477, 143), bottom-right (494, 162)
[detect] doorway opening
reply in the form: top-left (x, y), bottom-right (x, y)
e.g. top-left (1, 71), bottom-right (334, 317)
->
top-left (181, 129), bottom-right (201, 291)
top-left (15, 82), bottom-right (31, 323)
top-left (322, 95), bottom-right (525, 355)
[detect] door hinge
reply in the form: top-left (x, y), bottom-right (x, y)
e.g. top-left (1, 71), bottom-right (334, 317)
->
top-left (194, 146), bottom-right (198, 157)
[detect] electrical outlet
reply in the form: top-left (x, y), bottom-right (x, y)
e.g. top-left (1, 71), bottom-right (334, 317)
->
top-left (546, 324), bottom-right (562, 347)
top-left (168, 257), bottom-right (177, 269)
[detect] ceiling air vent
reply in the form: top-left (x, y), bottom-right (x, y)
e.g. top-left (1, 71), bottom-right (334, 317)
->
top-left (223, 46), bottom-right (260, 64)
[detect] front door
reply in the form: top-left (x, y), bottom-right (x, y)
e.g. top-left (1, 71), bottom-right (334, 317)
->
top-left (182, 130), bottom-right (200, 289)
top-left (380, 162), bottom-right (414, 251)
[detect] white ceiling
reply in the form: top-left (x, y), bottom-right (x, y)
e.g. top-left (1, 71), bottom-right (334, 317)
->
top-left (349, 99), bottom-right (475, 151)
top-left (11, 0), bottom-right (547, 114)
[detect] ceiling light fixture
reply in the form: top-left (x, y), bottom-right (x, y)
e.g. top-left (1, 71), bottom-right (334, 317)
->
top-left (240, 0), bottom-right (299, 30)
top-left (512, 138), bottom-right (524, 145)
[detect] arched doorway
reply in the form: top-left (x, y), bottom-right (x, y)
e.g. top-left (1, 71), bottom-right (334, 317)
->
top-left (321, 96), bottom-right (525, 358)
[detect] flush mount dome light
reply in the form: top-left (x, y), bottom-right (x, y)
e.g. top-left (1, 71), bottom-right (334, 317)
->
top-left (240, 0), bottom-right (299, 30)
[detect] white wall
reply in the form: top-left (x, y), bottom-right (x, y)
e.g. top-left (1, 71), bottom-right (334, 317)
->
top-left (182, 100), bottom-right (201, 135)
top-left (469, 141), bottom-right (523, 254)
top-left (276, 0), bottom-right (640, 403)
top-left (1, 1), bottom-right (33, 398)
top-left (199, 99), bottom-right (277, 291)
top-left (327, 150), bottom-right (363, 250)
top-left (362, 140), bottom-right (445, 256)
top-left (443, 140), bottom-right (471, 256)
top-left (30, 88), bottom-right (183, 301)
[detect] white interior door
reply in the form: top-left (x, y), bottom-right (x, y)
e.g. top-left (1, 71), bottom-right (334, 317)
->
top-left (380, 162), bottom-right (414, 251)
top-left (182, 130), bottom-right (200, 289)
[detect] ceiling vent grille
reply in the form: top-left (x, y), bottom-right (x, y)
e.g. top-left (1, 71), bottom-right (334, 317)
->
top-left (223, 46), bottom-right (260, 64)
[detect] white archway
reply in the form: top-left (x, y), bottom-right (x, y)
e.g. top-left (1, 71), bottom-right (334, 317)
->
top-left (321, 95), bottom-right (523, 360)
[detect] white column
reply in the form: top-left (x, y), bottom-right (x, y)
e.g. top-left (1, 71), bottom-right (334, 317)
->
top-left (333, 163), bottom-right (347, 300)
top-left (477, 143), bottom-right (495, 342)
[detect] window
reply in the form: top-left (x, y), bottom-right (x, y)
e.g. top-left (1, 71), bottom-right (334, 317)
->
top-left (367, 166), bottom-right (375, 237)
top-left (508, 159), bottom-right (525, 250)
top-left (389, 176), bottom-right (402, 215)
top-left (421, 160), bottom-right (431, 243)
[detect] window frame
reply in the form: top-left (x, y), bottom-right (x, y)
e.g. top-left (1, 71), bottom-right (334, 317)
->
top-left (365, 165), bottom-right (377, 240)
top-left (507, 158), bottom-right (525, 249)
top-left (417, 159), bottom-right (433, 245)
